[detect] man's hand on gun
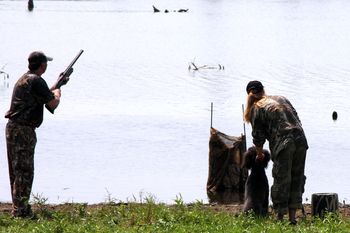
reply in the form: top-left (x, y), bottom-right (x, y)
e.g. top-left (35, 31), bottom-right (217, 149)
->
top-left (58, 67), bottom-right (73, 87)
top-left (255, 146), bottom-right (265, 162)
top-left (52, 89), bottom-right (61, 99)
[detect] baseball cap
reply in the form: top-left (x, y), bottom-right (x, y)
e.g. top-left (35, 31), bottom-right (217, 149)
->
top-left (246, 80), bottom-right (264, 94)
top-left (28, 51), bottom-right (53, 64)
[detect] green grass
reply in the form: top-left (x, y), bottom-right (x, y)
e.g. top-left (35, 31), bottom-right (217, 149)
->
top-left (0, 195), bottom-right (349, 233)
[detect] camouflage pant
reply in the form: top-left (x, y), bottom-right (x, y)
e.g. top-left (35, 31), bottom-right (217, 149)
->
top-left (6, 121), bottom-right (37, 217)
top-left (271, 139), bottom-right (307, 215)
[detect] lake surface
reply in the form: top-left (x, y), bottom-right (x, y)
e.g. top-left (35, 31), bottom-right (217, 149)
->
top-left (0, 0), bottom-right (349, 204)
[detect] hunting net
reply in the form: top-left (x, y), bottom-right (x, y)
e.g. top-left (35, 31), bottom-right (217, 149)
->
top-left (207, 127), bottom-right (248, 204)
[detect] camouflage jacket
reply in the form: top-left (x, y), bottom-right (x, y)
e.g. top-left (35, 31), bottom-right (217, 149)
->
top-left (5, 71), bottom-right (54, 128)
top-left (250, 95), bottom-right (308, 155)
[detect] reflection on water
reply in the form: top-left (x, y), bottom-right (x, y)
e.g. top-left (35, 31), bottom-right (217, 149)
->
top-left (0, 0), bottom-right (350, 204)
top-left (0, 72), bottom-right (10, 90)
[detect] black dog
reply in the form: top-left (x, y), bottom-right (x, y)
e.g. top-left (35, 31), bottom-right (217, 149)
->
top-left (242, 146), bottom-right (270, 216)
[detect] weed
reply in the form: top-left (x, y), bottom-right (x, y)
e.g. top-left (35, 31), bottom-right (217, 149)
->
top-left (0, 194), bottom-right (349, 233)
top-left (31, 193), bottom-right (53, 219)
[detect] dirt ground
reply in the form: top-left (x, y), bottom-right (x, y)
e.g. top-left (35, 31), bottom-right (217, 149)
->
top-left (0, 202), bottom-right (349, 220)
top-left (206, 203), bottom-right (350, 220)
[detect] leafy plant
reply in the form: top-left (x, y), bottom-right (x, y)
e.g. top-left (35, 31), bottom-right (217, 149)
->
top-left (31, 193), bottom-right (52, 219)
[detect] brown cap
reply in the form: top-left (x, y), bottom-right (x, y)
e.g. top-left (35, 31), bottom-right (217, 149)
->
top-left (246, 80), bottom-right (264, 94)
top-left (28, 51), bottom-right (53, 64)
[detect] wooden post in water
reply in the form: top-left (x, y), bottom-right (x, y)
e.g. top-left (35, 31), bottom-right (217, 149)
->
top-left (210, 102), bottom-right (213, 128)
top-left (332, 111), bottom-right (338, 120)
top-left (312, 193), bottom-right (339, 218)
top-left (28, 0), bottom-right (34, 11)
top-left (242, 104), bottom-right (247, 152)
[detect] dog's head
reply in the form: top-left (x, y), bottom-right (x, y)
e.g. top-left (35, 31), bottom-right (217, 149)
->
top-left (242, 146), bottom-right (270, 169)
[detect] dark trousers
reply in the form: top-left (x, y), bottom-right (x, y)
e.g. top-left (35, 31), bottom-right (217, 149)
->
top-left (271, 139), bottom-right (307, 214)
top-left (6, 122), bottom-right (37, 216)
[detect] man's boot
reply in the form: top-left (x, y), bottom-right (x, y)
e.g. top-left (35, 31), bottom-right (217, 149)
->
top-left (289, 208), bottom-right (297, 225)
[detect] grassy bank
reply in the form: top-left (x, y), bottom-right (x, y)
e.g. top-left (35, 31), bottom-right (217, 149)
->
top-left (0, 195), bottom-right (349, 233)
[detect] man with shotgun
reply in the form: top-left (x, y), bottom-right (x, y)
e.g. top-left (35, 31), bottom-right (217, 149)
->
top-left (4, 50), bottom-right (83, 218)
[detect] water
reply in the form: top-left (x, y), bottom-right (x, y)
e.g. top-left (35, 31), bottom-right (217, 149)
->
top-left (0, 0), bottom-right (349, 204)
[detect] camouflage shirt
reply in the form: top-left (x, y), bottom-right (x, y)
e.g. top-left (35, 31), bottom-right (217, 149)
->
top-left (5, 71), bottom-right (54, 128)
top-left (250, 95), bottom-right (308, 154)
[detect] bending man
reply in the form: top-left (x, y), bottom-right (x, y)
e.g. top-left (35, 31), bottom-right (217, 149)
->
top-left (244, 80), bottom-right (308, 224)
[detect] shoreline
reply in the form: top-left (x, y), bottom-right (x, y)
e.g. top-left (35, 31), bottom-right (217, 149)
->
top-left (1, 202), bottom-right (349, 219)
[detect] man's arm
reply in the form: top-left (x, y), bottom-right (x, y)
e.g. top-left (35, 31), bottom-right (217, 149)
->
top-left (251, 107), bottom-right (266, 161)
top-left (45, 72), bottom-right (67, 113)
top-left (46, 89), bottom-right (61, 112)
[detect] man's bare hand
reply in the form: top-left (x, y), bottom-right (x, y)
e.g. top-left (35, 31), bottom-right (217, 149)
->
top-left (256, 153), bottom-right (265, 161)
top-left (52, 89), bottom-right (61, 98)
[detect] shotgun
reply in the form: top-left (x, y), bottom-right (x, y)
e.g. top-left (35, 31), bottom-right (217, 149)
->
top-left (53, 49), bottom-right (84, 89)
top-left (46, 50), bottom-right (84, 113)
